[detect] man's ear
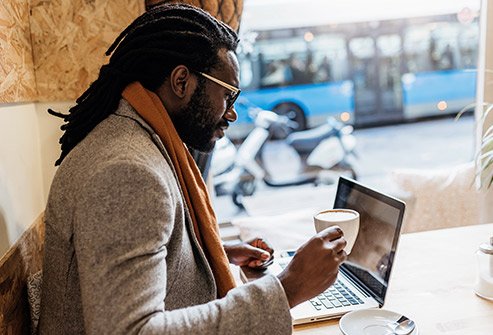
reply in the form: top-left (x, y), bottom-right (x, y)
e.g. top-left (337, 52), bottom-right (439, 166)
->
top-left (169, 65), bottom-right (193, 99)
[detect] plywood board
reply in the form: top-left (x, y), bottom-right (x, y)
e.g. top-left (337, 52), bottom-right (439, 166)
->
top-left (30, 0), bottom-right (145, 101)
top-left (145, 0), bottom-right (244, 32)
top-left (0, 213), bottom-right (44, 334)
top-left (0, 1), bottom-right (37, 103)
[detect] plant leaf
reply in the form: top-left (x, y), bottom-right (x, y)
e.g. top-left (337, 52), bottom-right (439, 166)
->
top-left (454, 102), bottom-right (478, 121)
top-left (470, 101), bottom-right (493, 189)
top-left (481, 135), bottom-right (493, 154)
top-left (484, 125), bottom-right (493, 138)
top-left (483, 167), bottom-right (493, 189)
top-left (481, 133), bottom-right (493, 146)
top-left (479, 153), bottom-right (493, 189)
top-left (479, 150), bottom-right (493, 162)
top-left (482, 103), bottom-right (493, 123)
top-left (481, 154), bottom-right (493, 170)
top-left (477, 159), bottom-right (493, 189)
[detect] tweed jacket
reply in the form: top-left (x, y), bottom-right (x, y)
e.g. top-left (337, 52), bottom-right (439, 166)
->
top-left (39, 100), bottom-right (292, 334)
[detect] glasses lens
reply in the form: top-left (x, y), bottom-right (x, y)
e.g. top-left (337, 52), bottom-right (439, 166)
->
top-left (227, 90), bottom-right (240, 110)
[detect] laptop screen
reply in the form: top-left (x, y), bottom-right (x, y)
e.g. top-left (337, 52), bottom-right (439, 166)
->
top-left (334, 177), bottom-right (405, 305)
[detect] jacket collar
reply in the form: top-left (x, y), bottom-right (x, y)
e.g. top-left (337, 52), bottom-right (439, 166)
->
top-left (114, 98), bottom-right (157, 137)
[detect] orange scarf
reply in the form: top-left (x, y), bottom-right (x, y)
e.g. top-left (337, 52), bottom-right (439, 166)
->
top-left (122, 82), bottom-right (236, 298)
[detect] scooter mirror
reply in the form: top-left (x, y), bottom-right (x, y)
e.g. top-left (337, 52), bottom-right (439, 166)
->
top-left (341, 125), bottom-right (354, 135)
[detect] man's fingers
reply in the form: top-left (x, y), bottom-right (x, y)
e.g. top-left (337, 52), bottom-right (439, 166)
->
top-left (318, 225), bottom-right (344, 241)
top-left (248, 256), bottom-right (274, 269)
top-left (249, 238), bottom-right (274, 257)
top-left (331, 237), bottom-right (347, 253)
top-left (335, 250), bottom-right (348, 264)
top-left (260, 240), bottom-right (274, 254)
top-left (252, 238), bottom-right (274, 255)
top-left (246, 244), bottom-right (271, 260)
top-left (258, 249), bottom-right (271, 260)
top-left (248, 259), bottom-right (264, 268)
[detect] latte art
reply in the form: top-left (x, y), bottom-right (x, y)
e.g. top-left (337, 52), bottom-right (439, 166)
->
top-left (315, 210), bottom-right (357, 222)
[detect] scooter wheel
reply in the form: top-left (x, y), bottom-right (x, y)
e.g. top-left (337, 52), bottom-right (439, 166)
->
top-left (231, 179), bottom-right (256, 209)
top-left (238, 179), bottom-right (256, 196)
top-left (232, 192), bottom-right (245, 209)
top-left (272, 102), bottom-right (307, 139)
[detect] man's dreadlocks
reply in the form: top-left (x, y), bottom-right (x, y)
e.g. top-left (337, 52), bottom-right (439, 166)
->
top-left (50, 3), bottom-right (239, 165)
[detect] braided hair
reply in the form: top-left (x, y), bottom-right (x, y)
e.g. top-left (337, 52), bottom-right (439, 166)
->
top-left (49, 3), bottom-right (239, 165)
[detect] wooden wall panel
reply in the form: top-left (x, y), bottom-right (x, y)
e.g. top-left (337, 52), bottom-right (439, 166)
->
top-left (0, 0), bottom-right (242, 103)
top-left (30, 0), bottom-right (145, 102)
top-left (0, 1), bottom-right (37, 103)
top-left (0, 213), bottom-right (44, 334)
top-left (145, 0), bottom-right (244, 32)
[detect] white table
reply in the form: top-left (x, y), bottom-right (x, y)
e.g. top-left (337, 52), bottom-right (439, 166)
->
top-left (292, 223), bottom-right (493, 334)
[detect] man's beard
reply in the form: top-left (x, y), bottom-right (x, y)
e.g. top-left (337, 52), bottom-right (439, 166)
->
top-left (171, 85), bottom-right (227, 153)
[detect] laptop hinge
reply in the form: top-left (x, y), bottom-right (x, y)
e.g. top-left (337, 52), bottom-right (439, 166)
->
top-left (340, 266), bottom-right (385, 306)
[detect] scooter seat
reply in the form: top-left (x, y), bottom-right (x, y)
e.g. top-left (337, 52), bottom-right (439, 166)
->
top-left (286, 123), bottom-right (337, 154)
top-left (263, 173), bottom-right (318, 187)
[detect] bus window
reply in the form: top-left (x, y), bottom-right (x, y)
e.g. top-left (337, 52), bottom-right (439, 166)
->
top-left (251, 33), bottom-right (350, 88)
top-left (403, 25), bottom-right (434, 73)
top-left (458, 24), bottom-right (479, 69)
top-left (404, 21), bottom-right (460, 72)
top-left (377, 34), bottom-right (402, 91)
top-left (349, 37), bottom-right (375, 59)
top-left (377, 34), bottom-right (403, 115)
top-left (238, 55), bottom-right (254, 88)
top-left (402, 19), bottom-right (477, 120)
top-left (349, 36), bottom-right (378, 121)
top-left (310, 34), bottom-right (349, 83)
top-left (254, 37), bottom-right (307, 88)
top-left (429, 23), bottom-right (461, 70)
top-left (349, 37), bottom-right (376, 91)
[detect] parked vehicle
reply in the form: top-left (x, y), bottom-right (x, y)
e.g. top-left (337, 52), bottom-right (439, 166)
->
top-left (211, 103), bottom-right (357, 208)
top-left (230, 0), bottom-right (479, 139)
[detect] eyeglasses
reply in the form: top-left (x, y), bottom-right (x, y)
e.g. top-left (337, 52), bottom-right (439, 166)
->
top-left (198, 71), bottom-right (241, 110)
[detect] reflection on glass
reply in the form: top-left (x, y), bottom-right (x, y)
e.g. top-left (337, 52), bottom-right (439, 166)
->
top-left (240, 34), bottom-right (350, 89)
top-left (404, 19), bottom-right (479, 74)
top-left (335, 182), bottom-right (401, 298)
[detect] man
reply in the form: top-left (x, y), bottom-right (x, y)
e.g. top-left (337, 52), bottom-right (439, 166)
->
top-left (39, 4), bottom-right (347, 334)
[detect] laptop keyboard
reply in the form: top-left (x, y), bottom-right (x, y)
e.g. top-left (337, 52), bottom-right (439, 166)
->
top-left (309, 280), bottom-right (364, 310)
top-left (278, 258), bottom-right (364, 310)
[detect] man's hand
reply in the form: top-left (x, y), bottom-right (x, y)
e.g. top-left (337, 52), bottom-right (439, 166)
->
top-left (277, 226), bottom-right (347, 308)
top-left (223, 237), bottom-right (274, 268)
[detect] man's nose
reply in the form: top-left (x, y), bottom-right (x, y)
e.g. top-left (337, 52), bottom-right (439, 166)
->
top-left (224, 107), bottom-right (237, 123)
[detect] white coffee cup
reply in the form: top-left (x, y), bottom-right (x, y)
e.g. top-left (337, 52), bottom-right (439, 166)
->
top-left (314, 209), bottom-right (360, 254)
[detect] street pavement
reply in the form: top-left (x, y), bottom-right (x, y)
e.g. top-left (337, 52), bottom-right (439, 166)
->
top-left (213, 114), bottom-right (476, 223)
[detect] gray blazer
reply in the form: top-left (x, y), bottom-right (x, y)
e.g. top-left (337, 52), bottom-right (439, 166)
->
top-left (39, 100), bottom-right (292, 334)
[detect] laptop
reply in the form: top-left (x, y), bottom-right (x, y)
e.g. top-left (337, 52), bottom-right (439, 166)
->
top-left (241, 176), bottom-right (406, 325)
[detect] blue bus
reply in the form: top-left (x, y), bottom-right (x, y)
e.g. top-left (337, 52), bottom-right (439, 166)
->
top-left (231, 0), bottom-right (479, 138)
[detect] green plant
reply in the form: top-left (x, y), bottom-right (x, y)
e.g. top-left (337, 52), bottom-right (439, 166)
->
top-left (457, 102), bottom-right (493, 189)
top-left (478, 104), bottom-right (493, 188)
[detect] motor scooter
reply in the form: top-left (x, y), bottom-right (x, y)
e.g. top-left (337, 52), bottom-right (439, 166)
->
top-left (211, 103), bottom-right (357, 208)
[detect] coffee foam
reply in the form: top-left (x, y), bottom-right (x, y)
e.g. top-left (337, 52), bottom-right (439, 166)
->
top-left (315, 210), bottom-right (357, 222)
